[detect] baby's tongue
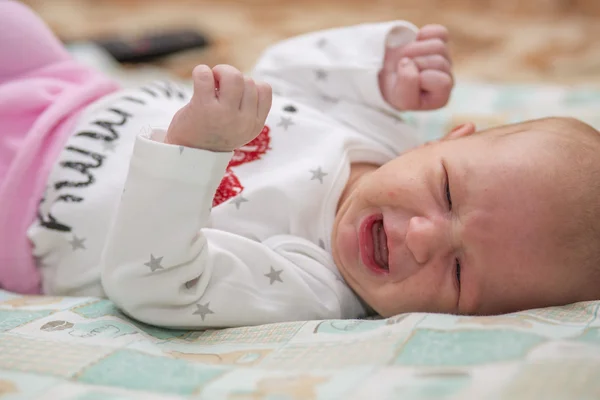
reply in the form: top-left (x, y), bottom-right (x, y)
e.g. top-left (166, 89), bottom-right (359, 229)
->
top-left (372, 220), bottom-right (389, 270)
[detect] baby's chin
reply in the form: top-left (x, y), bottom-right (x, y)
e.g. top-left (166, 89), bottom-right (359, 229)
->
top-left (365, 301), bottom-right (426, 318)
top-left (366, 296), bottom-right (465, 318)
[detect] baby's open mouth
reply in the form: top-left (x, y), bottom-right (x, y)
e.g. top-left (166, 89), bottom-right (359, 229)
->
top-left (371, 219), bottom-right (389, 271)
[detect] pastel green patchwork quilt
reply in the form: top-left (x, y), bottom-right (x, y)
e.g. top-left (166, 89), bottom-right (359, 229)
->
top-left (3, 82), bottom-right (600, 399)
top-left (2, 291), bottom-right (600, 399)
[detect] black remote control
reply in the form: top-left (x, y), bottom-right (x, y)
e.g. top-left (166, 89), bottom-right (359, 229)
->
top-left (93, 29), bottom-right (210, 64)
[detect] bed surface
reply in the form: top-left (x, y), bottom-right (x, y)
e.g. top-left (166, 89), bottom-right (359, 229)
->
top-left (2, 290), bottom-right (600, 399)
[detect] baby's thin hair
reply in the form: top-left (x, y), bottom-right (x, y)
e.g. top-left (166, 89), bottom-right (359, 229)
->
top-left (505, 117), bottom-right (600, 299)
top-left (470, 117), bottom-right (600, 301)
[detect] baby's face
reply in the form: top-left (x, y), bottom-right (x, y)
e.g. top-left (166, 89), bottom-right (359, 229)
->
top-left (332, 124), bottom-right (589, 316)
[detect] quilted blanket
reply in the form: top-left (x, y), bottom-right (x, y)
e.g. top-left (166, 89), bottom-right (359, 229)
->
top-left (2, 291), bottom-right (600, 399)
top-left (2, 82), bottom-right (600, 399)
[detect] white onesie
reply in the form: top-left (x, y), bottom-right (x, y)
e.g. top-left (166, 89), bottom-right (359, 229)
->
top-left (28, 21), bottom-right (423, 329)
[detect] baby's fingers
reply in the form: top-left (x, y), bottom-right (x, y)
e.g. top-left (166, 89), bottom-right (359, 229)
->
top-left (400, 39), bottom-right (450, 63)
top-left (213, 64), bottom-right (245, 107)
top-left (417, 24), bottom-right (449, 43)
top-left (419, 69), bottom-right (453, 110)
top-left (393, 58), bottom-right (421, 110)
top-left (412, 55), bottom-right (452, 75)
top-left (191, 65), bottom-right (216, 102)
top-left (241, 77), bottom-right (258, 111)
top-left (256, 81), bottom-right (272, 123)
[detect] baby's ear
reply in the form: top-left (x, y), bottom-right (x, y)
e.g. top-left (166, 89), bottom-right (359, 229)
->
top-left (444, 122), bottom-right (476, 140)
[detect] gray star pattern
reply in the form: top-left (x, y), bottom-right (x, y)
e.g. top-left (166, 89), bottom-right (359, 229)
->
top-left (316, 38), bottom-right (327, 48)
top-left (140, 126), bottom-right (152, 136)
top-left (144, 254), bottom-right (164, 272)
top-left (318, 239), bottom-right (325, 249)
top-left (231, 195), bottom-right (248, 209)
top-left (69, 235), bottom-right (86, 251)
top-left (264, 267), bottom-right (284, 285)
top-left (193, 302), bottom-right (215, 320)
top-left (310, 167), bottom-right (328, 184)
top-left (179, 146), bottom-right (185, 155)
top-left (321, 94), bottom-right (339, 104)
top-left (315, 69), bottom-right (328, 81)
top-left (277, 117), bottom-right (294, 131)
top-left (102, 141), bottom-right (117, 152)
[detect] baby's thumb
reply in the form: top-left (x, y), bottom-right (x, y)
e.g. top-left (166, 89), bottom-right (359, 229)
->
top-left (393, 58), bottom-right (420, 110)
top-left (191, 65), bottom-right (216, 99)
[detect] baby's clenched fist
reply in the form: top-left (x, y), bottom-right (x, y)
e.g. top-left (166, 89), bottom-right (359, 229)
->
top-left (166, 64), bottom-right (272, 152)
top-left (379, 24), bottom-right (453, 111)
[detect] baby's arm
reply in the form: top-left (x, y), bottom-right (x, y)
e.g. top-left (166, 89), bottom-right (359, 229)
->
top-left (252, 22), bottom-right (453, 149)
top-left (101, 66), bottom-right (356, 328)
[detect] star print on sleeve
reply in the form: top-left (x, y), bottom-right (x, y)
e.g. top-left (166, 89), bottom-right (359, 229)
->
top-left (179, 146), bottom-right (185, 155)
top-left (102, 140), bottom-right (117, 153)
top-left (230, 195), bottom-right (248, 209)
top-left (193, 302), bottom-right (215, 320)
top-left (316, 38), bottom-right (327, 48)
top-left (68, 235), bottom-right (86, 251)
top-left (310, 167), bottom-right (328, 184)
top-left (264, 267), bottom-right (283, 285)
top-left (139, 125), bottom-right (152, 136)
top-left (320, 94), bottom-right (339, 104)
top-left (277, 116), bottom-right (294, 131)
top-left (144, 254), bottom-right (164, 272)
top-left (315, 69), bottom-right (328, 81)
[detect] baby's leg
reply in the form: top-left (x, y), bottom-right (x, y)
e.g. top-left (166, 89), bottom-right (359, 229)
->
top-left (0, 1), bottom-right (71, 83)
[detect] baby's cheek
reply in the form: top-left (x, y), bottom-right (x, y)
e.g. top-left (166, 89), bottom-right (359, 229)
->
top-left (366, 180), bottom-right (400, 206)
top-left (376, 274), bottom-right (455, 316)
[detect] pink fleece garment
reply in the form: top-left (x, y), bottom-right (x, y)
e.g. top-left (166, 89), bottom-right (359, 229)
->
top-left (0, 1), bottom-right (120, 294)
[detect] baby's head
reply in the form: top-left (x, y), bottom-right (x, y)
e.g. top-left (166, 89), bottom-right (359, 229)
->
top-left (332, 117), bottom-right (600, 316)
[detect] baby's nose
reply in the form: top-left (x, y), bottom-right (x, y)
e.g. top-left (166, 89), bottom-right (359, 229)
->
top-left (405, 216), bottom-right (451, 264)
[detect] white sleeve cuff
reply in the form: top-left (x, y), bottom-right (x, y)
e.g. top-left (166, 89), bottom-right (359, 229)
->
top-left (355, 21), bottom-right (418, 114)
top-left (131, 129), bottom-right (233, 185)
